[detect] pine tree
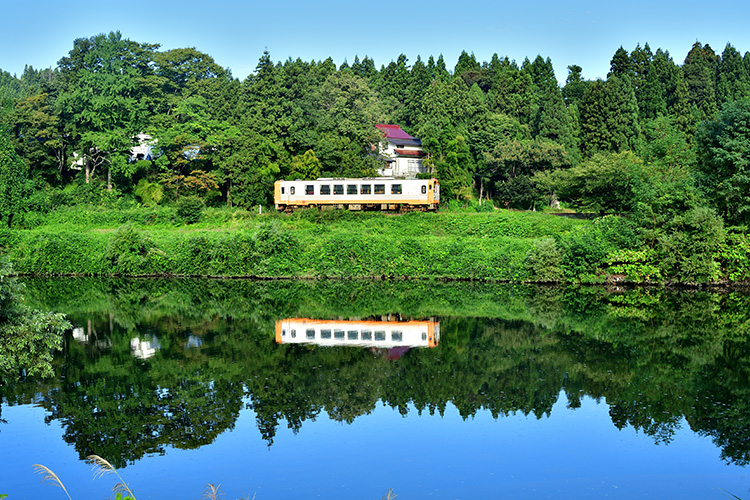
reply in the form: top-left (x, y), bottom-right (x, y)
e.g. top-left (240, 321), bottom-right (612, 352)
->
top-left (579, 76), bottom-right (641, 156)
top-left (608, 46), bottom-right (632, 78)
top-left (716, 43), bottom-right (750, 106)
top-left (682, 42), bottom-right (719, 119)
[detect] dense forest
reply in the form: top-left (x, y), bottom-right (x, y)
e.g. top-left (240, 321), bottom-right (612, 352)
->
top-left (2, 32), bottom-right (750, 282)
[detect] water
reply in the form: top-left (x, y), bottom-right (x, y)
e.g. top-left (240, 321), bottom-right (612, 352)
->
top-left (1, 279), bottom-right (749, 499)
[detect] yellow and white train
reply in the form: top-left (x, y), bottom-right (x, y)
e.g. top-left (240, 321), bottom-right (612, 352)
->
top-left (274, 177), bottom-right (440, 212)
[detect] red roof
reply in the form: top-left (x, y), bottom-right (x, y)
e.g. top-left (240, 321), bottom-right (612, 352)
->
top-left (394, 148), bottom-right (425, 157)
top-left (376, 124), bottom-right (416, 140)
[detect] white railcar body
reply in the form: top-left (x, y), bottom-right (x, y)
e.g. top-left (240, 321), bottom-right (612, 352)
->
top-left (274, 177), bottom-right (439, 211)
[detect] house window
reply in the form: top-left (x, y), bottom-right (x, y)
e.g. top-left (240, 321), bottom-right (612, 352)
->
top-left (306, 185), bottom-right (314, 195)
top-left (408, 159), bottom-right (422, 173)
top-left (333, 185), bottom-right (344, 195)
top-left (347, 185), bottom-right (357, 195)
top-left (391, 184), bottom-right (402, 194)
top-left (361, 185), bottom-right (371, 195)
top-left (321, 185), bottom-right (331, 195)
top-left (374, 184), bottom-right (385, 194)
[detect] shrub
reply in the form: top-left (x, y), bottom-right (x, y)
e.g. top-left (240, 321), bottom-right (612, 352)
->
top-left (176, 196), bottom-right (204, 224)
top-left (525, 237), bottom-right (562, 282)
top-left (105, 225), bottom-right (162, 275)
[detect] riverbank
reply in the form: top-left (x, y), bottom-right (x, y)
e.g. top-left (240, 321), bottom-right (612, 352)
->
top-left (1, 205), bottom-right (749, 284)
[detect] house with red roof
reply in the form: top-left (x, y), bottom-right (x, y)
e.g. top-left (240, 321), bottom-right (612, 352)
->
top-left (376, 124), bottom-right (427, 178)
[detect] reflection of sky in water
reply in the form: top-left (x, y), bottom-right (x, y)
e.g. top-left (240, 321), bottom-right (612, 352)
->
top-left (2, 392), bottom-right (746, 500)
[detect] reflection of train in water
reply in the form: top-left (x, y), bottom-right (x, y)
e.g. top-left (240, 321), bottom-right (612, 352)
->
top-left (275, 318), bottom-right (440, 349)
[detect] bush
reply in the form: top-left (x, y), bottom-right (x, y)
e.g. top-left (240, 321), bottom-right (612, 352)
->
top-left (176, 196), bottom-right (204, 224)
top-left (105, 225), bottom-right (163, 275)
top-left (525, 237), bottom-right (562, 282)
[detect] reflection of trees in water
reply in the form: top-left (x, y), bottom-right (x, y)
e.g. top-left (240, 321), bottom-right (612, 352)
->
top-left (13, 278), bottom-right (750, 467)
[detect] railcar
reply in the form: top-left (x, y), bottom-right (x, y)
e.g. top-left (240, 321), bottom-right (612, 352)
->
top-left (274, 177), bottom-right (440, 212)
top-left (275, 318), bottom-right (440, 349)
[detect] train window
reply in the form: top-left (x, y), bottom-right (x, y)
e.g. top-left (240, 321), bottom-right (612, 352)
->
top-left (361, 185), bottom-right (371, 195)
top-left (321, 329), bottom-right (331, 339)
top-left (391, 184), bottom-right (402, 195)
top-left (348, 330), bottom-right (358, 340)
top-left (334, 329), bottom-right (345, 339)
top-left (282, 329), bottom-right (286, 337)
top-left (421, 185), bottom-right (427, 194)
top-left (374, 184), bottom-right (385, 194)
top-left (290, 186), bottom-right (295, 195)
top-left (361, 330), bottom-right (372, 340)
top-left (333, 185), bottom-right (344, 195)
top-left (391, 331), bottom-right (403, 342)
top-left (374, 331), bottom-right (386, 341)
top-left (422, 332), bottom-right (427, 341)
top-left (291, 329), bottom-right (297, 339)
top-left (306, 329), bottom-right (315, 339)
top-left (347, 185), bottom-right (357, 195)
top-left (281, 187), bottom-right (285, 194)
top-left (306, 185), bottom-right (314, 195)
top-left (320, 185), bottom-right (331, 195)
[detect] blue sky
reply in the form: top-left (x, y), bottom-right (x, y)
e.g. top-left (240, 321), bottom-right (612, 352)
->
top-left (2, 0), bottom-right (750, 84)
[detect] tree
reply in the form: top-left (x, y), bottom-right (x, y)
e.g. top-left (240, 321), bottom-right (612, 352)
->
top-left (10, 88), bottom-right (68, 185)
top-left (56, 31), bottom-right (160, 187)
top-left (682, 42), bottom-right (719, 120)
top-left (0, 258), bottom-right (70, 382)
top-left (608, 46), bottom-right (632, 79)
top-left (539, 151), bottom-right (646, 213)
top-left (716, 43), bottom-right (750, 106)
top-left (289, 149), bottom-right (322, 180)
top-left (695, 98), bottom-right (750, 225)
top-left (578, 76), bottom-right (641, 156)
top-left (484, 137), bottom-right (568, 208)
top-left (0, 129), bottom-right (27, 227)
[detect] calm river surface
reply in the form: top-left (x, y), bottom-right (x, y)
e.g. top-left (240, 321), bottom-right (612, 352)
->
top-left (1, 278), bottom-right (749, 499)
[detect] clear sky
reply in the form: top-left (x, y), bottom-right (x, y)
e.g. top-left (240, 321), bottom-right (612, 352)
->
top-left (2, 0), bottom-right (750, 84)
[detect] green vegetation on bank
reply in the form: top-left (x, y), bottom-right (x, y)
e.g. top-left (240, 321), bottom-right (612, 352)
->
top-left (1, 203), bottom-right (748, 284)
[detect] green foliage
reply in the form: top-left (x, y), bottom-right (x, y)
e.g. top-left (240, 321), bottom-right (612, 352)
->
top-left (695, 98), bottom-right (750, 226)
top-left (556, 215), bottom-right (640, 282)
top-left (656, 206), bottom-right (725, 283)
top-left (525, 237), bottom-right (562, 281)
top-left (175, 196), bottom-right (204, 224)
top-left (105, 225), bottom-right (164, 275)
top-left (288, 149), bottom-right (322, 180)
top-left (0, 129), bottom-right (28, 228)
top-left (134, 179), bottom-right (164, 206)
top-left (540, 151), bottom-right (645, 213)
top-left (0, 258), bottom-right (70, 382)
top-left (578, 76), bottom-right (641, 156)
